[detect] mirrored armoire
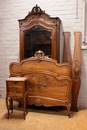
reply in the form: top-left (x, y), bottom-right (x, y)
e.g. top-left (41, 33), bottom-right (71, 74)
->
top-left (18, 5), bottom-right (61, 62)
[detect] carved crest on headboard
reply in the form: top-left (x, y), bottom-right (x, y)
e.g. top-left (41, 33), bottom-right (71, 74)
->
top-left (34, 50), bottom-right (49, 63)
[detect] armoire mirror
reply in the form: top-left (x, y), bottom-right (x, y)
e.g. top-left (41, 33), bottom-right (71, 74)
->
top-left (24, 25), bottom-right (52, 58)
top-left (18, 5), bottom-right (61, 62)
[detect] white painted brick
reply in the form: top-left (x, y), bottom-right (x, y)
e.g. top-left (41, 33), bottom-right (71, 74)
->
top-left (78, 99), bottom-right (87, 109)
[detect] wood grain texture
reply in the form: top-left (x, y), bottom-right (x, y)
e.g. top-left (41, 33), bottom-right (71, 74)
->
top-left (63, 32), bottom-right (72, 63)
top-left (71, 32), bottom-right (82, 111)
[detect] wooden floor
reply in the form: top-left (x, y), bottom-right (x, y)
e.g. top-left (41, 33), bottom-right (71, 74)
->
top-left (0, 98), bottom-right (87, 130)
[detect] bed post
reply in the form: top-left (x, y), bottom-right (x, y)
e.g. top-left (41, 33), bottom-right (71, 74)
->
top-left (71, 32), bottom-right (82, 111)
top-left (62, 32), bottom-right (71, 64)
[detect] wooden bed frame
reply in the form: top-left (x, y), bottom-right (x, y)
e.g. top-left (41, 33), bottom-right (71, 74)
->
top-left (9, 50), bottom-right (72, 117)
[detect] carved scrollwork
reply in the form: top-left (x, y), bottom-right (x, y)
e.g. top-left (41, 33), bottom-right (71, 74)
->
top-left (8, 87), bottom-right (20, 93)
top-left (29, 5), bottom-right (45, 14)
top-left (29, 98), bottom-right (45, 106)
top-left (34, 50), bottom-right (45, 62)
top-left (33, 99), bottom-right (44, 105)
top-left (73, 60), bottom-right (81, 81)
top-left (34, 50), bottom-right (45, 58)
top-left (27, 74), bottom-right (50, 90)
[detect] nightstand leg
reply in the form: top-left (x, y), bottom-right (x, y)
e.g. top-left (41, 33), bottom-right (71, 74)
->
top-left (23, 96), bottom-right (26, 120)
top-left (26, 93), bottom-right (28, 114)
top-left (6, 96), bottom-right (10, 119)
top-left (10, 98), bottom-right (13, 113)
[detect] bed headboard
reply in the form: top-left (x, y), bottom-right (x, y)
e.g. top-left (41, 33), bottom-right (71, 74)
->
top-left (9, 51), bottom-right (71, 77)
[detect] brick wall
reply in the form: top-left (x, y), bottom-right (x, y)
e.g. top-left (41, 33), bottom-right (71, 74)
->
top-left (0, 0), bottom-right (87, 109)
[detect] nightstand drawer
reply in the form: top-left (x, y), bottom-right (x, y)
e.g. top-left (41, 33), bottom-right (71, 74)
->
top-left (7, 85), bottom-right (24, 97)
top-left (7, 81), bottom-right (24, 88)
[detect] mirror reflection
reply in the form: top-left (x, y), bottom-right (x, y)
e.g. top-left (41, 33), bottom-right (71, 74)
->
top-left (24, 25), bottom-right (52, 58)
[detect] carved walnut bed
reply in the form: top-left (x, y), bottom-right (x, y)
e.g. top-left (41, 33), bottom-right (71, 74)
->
top-left (9, 50), bottom-right (72, 117)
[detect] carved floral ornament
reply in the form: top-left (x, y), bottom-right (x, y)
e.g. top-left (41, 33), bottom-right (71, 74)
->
top-left (73, 60), bottom-right (81, 81)
top-left (27, 74), bottom-right (50, 90)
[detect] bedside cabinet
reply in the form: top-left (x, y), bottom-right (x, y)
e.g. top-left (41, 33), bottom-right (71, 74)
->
top-left (6, 77), bottom-right (28, 119)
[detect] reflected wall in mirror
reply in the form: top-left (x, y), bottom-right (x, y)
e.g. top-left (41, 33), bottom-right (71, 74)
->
top-left (18, 5), bottom-right (61, 62)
